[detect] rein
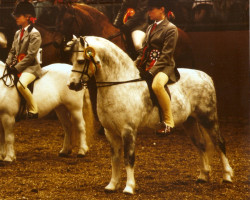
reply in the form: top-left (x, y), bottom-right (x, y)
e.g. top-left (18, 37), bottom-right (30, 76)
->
top-left (0, 65), bottom-right (16, 88)
top-left (106, 31), bottom-right (122, 41)
top-left (94, 78), bottom-right (144, 88)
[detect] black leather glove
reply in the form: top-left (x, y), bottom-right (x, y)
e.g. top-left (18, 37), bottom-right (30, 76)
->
top-left (120, 24), bottom-right (130, 34)
top-left (9, 66), bottom-right (19, 75)
top-left (140, 70), bottom-right (153, 82)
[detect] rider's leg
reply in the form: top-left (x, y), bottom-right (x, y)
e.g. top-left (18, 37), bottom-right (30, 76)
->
top-left (131, 30), bottom-right (146, 51)
top-left (152, 72), bottom-right (174, 128)
top-left (17, 72), bottom-right (38, 114)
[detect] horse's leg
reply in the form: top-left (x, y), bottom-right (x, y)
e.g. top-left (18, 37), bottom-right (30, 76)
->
top-left (55, 106), bottom-right (73, 156)
top-left (199, 116), bottom-right (233, 182)
top-left (1, 114), bottom-right (16, 162)
top-left (122, 128), bottom-right (136, 194)
top-left (70, 109), bottom-right (88, 157)
top-left (0, 120), bottom-right (5, 160)
top-left (183, 117), bottom-right (211, 182)
top-left (105, 130), bottom-right (122, 192)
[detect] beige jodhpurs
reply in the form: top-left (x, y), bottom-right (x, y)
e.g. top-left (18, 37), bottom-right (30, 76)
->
top-left (152, 72), bottom-right (174, 128)
top-left (17, 72), bottom-right (38, 114)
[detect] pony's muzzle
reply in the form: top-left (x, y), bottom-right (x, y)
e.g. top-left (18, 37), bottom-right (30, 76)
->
top-left (68, 82), bottom-right (83, 91)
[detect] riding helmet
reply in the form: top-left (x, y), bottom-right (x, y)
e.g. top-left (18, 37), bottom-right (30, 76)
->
top-left (12, 0), bottom-right (36, 17)
top-left (148, 0), bottom-right (168, 9)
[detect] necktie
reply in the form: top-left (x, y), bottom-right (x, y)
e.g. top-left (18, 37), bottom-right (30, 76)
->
top-left (150, 23), bottom-right (157, 35)
top-left (20, 28), bottom-right (24, 41)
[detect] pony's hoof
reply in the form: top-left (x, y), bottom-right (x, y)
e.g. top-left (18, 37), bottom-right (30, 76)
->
top-left (59, 149), bottom-right (72, 157)
top-left (123, 185), bottom-right (134, 194)
top-left (223, 172), bottom-right (233, 183)
top-left (77, 147), bottom-right (88, 157)
top-left (196, 179), bottom-right (208, 183)
top-left (77, 154), bottom-right (86, 158)
top-left (197, 171), bottom-right (210, 183)
top-left (58, 152), bottom-right (71, 157)
top-left (105, 182), bottom-right (120, 192)
top-left (222, 179), bottom-right (233, 184)
top-left (3, 156), bottom-right (15, 162)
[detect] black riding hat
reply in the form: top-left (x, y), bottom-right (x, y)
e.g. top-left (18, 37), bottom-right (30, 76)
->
top-left (12, 1), bottom-right (36, 17)
top-left (148, 0), bottom-right (167, 9)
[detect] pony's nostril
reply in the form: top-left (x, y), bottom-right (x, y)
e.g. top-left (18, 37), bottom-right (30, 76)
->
top-left (68, 82), bottom-right (76, 90)
top-left (75, 83), bottom-right (83, 91)
top-left (77, 60), bottom-right (84, 64)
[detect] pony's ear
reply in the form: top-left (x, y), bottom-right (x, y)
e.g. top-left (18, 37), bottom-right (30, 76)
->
top-left (73, 35), bottom-right (77, 40)
top-left (64, 40), bottom-right (75, 51)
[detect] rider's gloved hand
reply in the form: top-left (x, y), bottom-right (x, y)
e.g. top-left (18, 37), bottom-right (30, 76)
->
top-left (140, 70), bottom-right (153, 81)
top-left (120, 24), bottom-right (130, 34)
top-left (9, 66), bottom-right (19, 75)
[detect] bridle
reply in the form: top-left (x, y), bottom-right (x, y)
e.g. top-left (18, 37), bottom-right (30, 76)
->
top-left (69, 36), bottom-right (144, 88)
top-left (69, 36), bottom-right (99, 84)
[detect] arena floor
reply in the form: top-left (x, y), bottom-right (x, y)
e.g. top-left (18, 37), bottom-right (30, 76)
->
top-left (0, 114), bottom-right (248, 199)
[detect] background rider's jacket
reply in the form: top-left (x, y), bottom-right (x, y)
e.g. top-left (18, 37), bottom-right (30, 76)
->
top-left (6, 25), bottom-right (42, 78)
top-left (113, 0), bottom-right (149, 32)
top-left (135, 18), bottom-right (180, 83)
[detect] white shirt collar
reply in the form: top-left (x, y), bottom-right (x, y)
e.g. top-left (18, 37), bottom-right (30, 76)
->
top-left (154, 19), bottom-right (164, 25)
top-left (22, 24), bottom-right (30, 31)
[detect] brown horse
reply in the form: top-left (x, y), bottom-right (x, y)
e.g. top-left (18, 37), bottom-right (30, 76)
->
top-left (55, 3), bottom-right (125, 51)
top-left (55, 3), bottom-right (195, 67)
top-left (34, 23), bottom-right (65, 66)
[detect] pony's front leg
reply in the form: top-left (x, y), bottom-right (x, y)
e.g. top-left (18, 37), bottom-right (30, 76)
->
top-left (105, 130), bottom-right (122, 192)
top-left (55, 106), bottom-right (73, 156)
top-left (122, 128), bottom-right (136, 194)
top-left (71, 109), bottom-right (88, 157)
top-left (1, 114), bottom-right (16, 162)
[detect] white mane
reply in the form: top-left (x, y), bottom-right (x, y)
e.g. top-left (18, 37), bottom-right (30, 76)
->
top-left (85, 36), bottom-right (140, 81)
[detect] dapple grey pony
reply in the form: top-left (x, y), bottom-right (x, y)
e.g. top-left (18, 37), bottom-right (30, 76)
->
top-left (0, 61), bottom-right (88, 162)
top-left (67, 36), bottom-right (233, 194)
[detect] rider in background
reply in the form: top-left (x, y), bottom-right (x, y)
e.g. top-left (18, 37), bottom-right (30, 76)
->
top-left (135, 0), bottom-right (180, 135)
top-left (5, 0), bottom-right (42, 119)
top-left (113, 0), bottom-right (148, 59)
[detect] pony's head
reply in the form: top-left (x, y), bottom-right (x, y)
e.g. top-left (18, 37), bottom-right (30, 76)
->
top-left (65, 35), bottom-right (101, 91)
top-left (66, 35), bottom-right (134, 91)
